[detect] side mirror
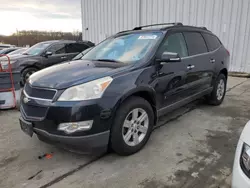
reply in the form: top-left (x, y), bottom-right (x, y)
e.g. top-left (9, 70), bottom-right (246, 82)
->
top-left (157, 52), bottom-right (181, 63)
top-left (44, 51), bottom-right (53, 57)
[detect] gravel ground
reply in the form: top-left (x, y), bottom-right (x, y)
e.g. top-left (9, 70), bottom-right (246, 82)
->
top-left (0, 77), bottom-right (249, 188)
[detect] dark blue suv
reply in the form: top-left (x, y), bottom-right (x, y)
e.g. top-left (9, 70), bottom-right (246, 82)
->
top-left (19, 23), bottom-right (230, 155)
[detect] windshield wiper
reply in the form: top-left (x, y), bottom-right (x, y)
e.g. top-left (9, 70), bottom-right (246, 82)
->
top-left (95, 59), bottom-right (123, 63)
top-left (22, 53), bottom-right (29, 55)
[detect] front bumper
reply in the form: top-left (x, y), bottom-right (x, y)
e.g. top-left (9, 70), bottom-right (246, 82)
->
top-left (35, 128), bottom-right (110, 153)
top-left (20, 88), bottom-right (115, 153)
top-left (232, 140), bottom-right (250, 188)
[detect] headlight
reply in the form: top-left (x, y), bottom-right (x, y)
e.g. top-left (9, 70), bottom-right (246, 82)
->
top-left (58, 76), bottom-right (113, 101)
top-left (240, 143), bottom-right (250, 175)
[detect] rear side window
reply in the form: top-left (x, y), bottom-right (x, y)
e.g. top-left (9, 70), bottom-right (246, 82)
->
top-left (158, 33), bottom-right (188, 58)
top-left (65, 43), bottom-right (89, 53)
top-left (203, 33), bottom-right (221, 51)
top-left (183, 32), bottom-right (208, 56)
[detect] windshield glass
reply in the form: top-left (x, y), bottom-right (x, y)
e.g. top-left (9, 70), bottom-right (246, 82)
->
top-left (82, 32), bottom-right (162, 63)
top-left (24, 43), bottom-right (50, 55)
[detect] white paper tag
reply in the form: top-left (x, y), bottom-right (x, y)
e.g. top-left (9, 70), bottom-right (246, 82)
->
top-left (138, 35), bottom-right (158, 40)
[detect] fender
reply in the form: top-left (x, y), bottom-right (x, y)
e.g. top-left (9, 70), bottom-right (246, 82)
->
top-left (119, 85), bottom-right (156, 106)
top-left (19, 59), bottom-right (43, 72)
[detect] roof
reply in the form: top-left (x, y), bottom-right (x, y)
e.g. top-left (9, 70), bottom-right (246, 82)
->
top-left (116, 23), bottom-right (212, 36)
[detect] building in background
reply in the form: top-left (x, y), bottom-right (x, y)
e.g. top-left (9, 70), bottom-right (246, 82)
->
top-left (81, 0), bottom-right (250, 73)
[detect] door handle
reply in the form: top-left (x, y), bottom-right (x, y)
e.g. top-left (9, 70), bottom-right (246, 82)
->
top-left (61, 56), bottom-right (67, 59)
top-left (210, 59), bottom-right (216, 63)
top-left (187, 65), bottom-right (195, 70)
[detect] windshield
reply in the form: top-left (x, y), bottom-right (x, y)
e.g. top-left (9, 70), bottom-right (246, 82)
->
top-left (24, 43), bottom-right (50, 55)
top-left (82, 32), bottom-right (162, 63)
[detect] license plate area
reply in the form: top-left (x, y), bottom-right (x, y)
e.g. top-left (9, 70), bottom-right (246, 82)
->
top-left (19, 117), bottom-right (33, 137)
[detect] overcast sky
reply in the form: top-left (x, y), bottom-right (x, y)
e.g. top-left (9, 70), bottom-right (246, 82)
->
top-left (0, 0), bottom-right (82, 35)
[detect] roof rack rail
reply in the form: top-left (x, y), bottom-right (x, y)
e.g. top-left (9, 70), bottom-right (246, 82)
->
top-left (133, 22), bottom-right (183, 30)
top-left (200, 27), bottom-right (208, 30)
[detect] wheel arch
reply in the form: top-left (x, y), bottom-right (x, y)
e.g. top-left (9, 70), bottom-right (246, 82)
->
top-left (219, 68), bottom-right (228, 79)
top-left (20, 65), bottom-right (40, 73)
top-left (115, 87), bottom-right (158, 125)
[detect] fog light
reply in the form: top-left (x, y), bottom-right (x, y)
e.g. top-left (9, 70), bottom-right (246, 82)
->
top-left (58, 120), bottom-right (93, 134)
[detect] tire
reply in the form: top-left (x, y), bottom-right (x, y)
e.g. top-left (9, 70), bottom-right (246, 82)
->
top-left (16, 98), bottom-right (20, 111)
top-left (21, 67), bottom-right (38, 86)
top-left (110, 96), bottom-right (154, 156)
top-left (206, 74), bottom-right (227, 106)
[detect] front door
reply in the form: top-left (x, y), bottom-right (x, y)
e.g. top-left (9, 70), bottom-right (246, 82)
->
top-left (155, 32), bottom-right (189, 110)
top-left (43, 43), bottom-right (69, 67)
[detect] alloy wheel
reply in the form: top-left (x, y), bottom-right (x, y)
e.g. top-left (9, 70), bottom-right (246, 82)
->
top-left (122, 108), bottom-right (149, 147)
top-left (216, 79), bottom-right (225, 100)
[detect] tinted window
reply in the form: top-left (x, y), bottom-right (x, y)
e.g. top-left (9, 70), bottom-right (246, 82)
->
top-left (184, 32), bottom-right (208, 56)
top-left (158, 33), bottom-right (188, 58)
top-left (66, 43), bottom-right (89, 53)
top-left (47, 44), bottom-right (65, 54)
top-left (203, 33), bottom-right (221, 51)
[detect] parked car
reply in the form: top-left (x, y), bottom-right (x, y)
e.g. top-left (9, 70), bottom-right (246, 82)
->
top-left (232, 121), bottom-right (250, 187)
top-left (0, 44), bottom-right (15, 50)
top-left (8, 48), bottom-right (28, 55)
top-left (0, 47), bottom-right (22, 55)
top-left (0, 40), bottom-right (94, 85)
top-left (19, 23), bottom-right (229, 155)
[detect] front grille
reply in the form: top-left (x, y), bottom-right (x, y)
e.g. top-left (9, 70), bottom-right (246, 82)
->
top-left (24, 84), bottom-right (56, 100)
top-left (21, 103), bottom-right (48, 121)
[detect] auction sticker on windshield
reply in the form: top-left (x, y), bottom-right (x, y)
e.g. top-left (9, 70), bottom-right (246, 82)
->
top-left (138, 35), bottom-right (158, 40)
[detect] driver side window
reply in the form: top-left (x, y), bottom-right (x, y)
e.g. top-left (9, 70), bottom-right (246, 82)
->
top-left (158, 33), bottom-right (188, 58)
top-left (47, 44), bottom-right (66, 55)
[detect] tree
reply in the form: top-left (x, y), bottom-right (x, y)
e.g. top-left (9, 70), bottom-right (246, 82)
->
top-left (0, 30), bottom-right (83, 47)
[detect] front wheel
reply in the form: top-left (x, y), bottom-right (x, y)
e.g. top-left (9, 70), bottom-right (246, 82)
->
top-left (21, 67), bottom-right (38, 86)
top-left (206, 74), bottom-right (227, 105)
top-left (110, 96), bottom-right (154, 156)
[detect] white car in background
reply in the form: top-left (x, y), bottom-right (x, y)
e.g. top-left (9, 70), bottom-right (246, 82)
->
top-left (232, 121), bottom-right (250, 187)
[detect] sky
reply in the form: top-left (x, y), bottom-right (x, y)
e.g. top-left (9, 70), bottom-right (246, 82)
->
top-left (0, 0), bottom-right (82, 36)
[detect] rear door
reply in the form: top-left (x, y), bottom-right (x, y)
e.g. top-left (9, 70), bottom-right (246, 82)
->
top-left (155, 32), bottom-right (189, 108)
top-left (44, 43), bottom-right (67, 67)
top-left (202, 33), bottom-right (223, 70)
top-left (65, 43), bottom-right (90, 60)
top-left (183, 32), bottom-right (214, 95)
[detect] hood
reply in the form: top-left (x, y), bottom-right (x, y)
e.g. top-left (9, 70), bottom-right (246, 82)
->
top-left (29, 60), bottom-right (129, 89)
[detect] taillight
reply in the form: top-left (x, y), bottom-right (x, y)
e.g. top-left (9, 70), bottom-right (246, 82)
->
top-left (226, 49), bottom-right (230, 56)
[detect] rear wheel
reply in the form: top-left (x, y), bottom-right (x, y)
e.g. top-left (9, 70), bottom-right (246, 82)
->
top-left (110, 96), bottom-right (154, 156)
top-left (21, 67), bottom-right (38, 86)
top-left (206, 74), bottom-right (227, 105)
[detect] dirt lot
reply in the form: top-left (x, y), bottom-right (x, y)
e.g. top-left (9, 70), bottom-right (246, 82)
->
top-left (0, 77), bottom-right (250, 188)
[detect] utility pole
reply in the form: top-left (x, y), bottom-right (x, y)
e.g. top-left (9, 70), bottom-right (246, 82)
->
top-left (16, 28), bottom-right (19, 46)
